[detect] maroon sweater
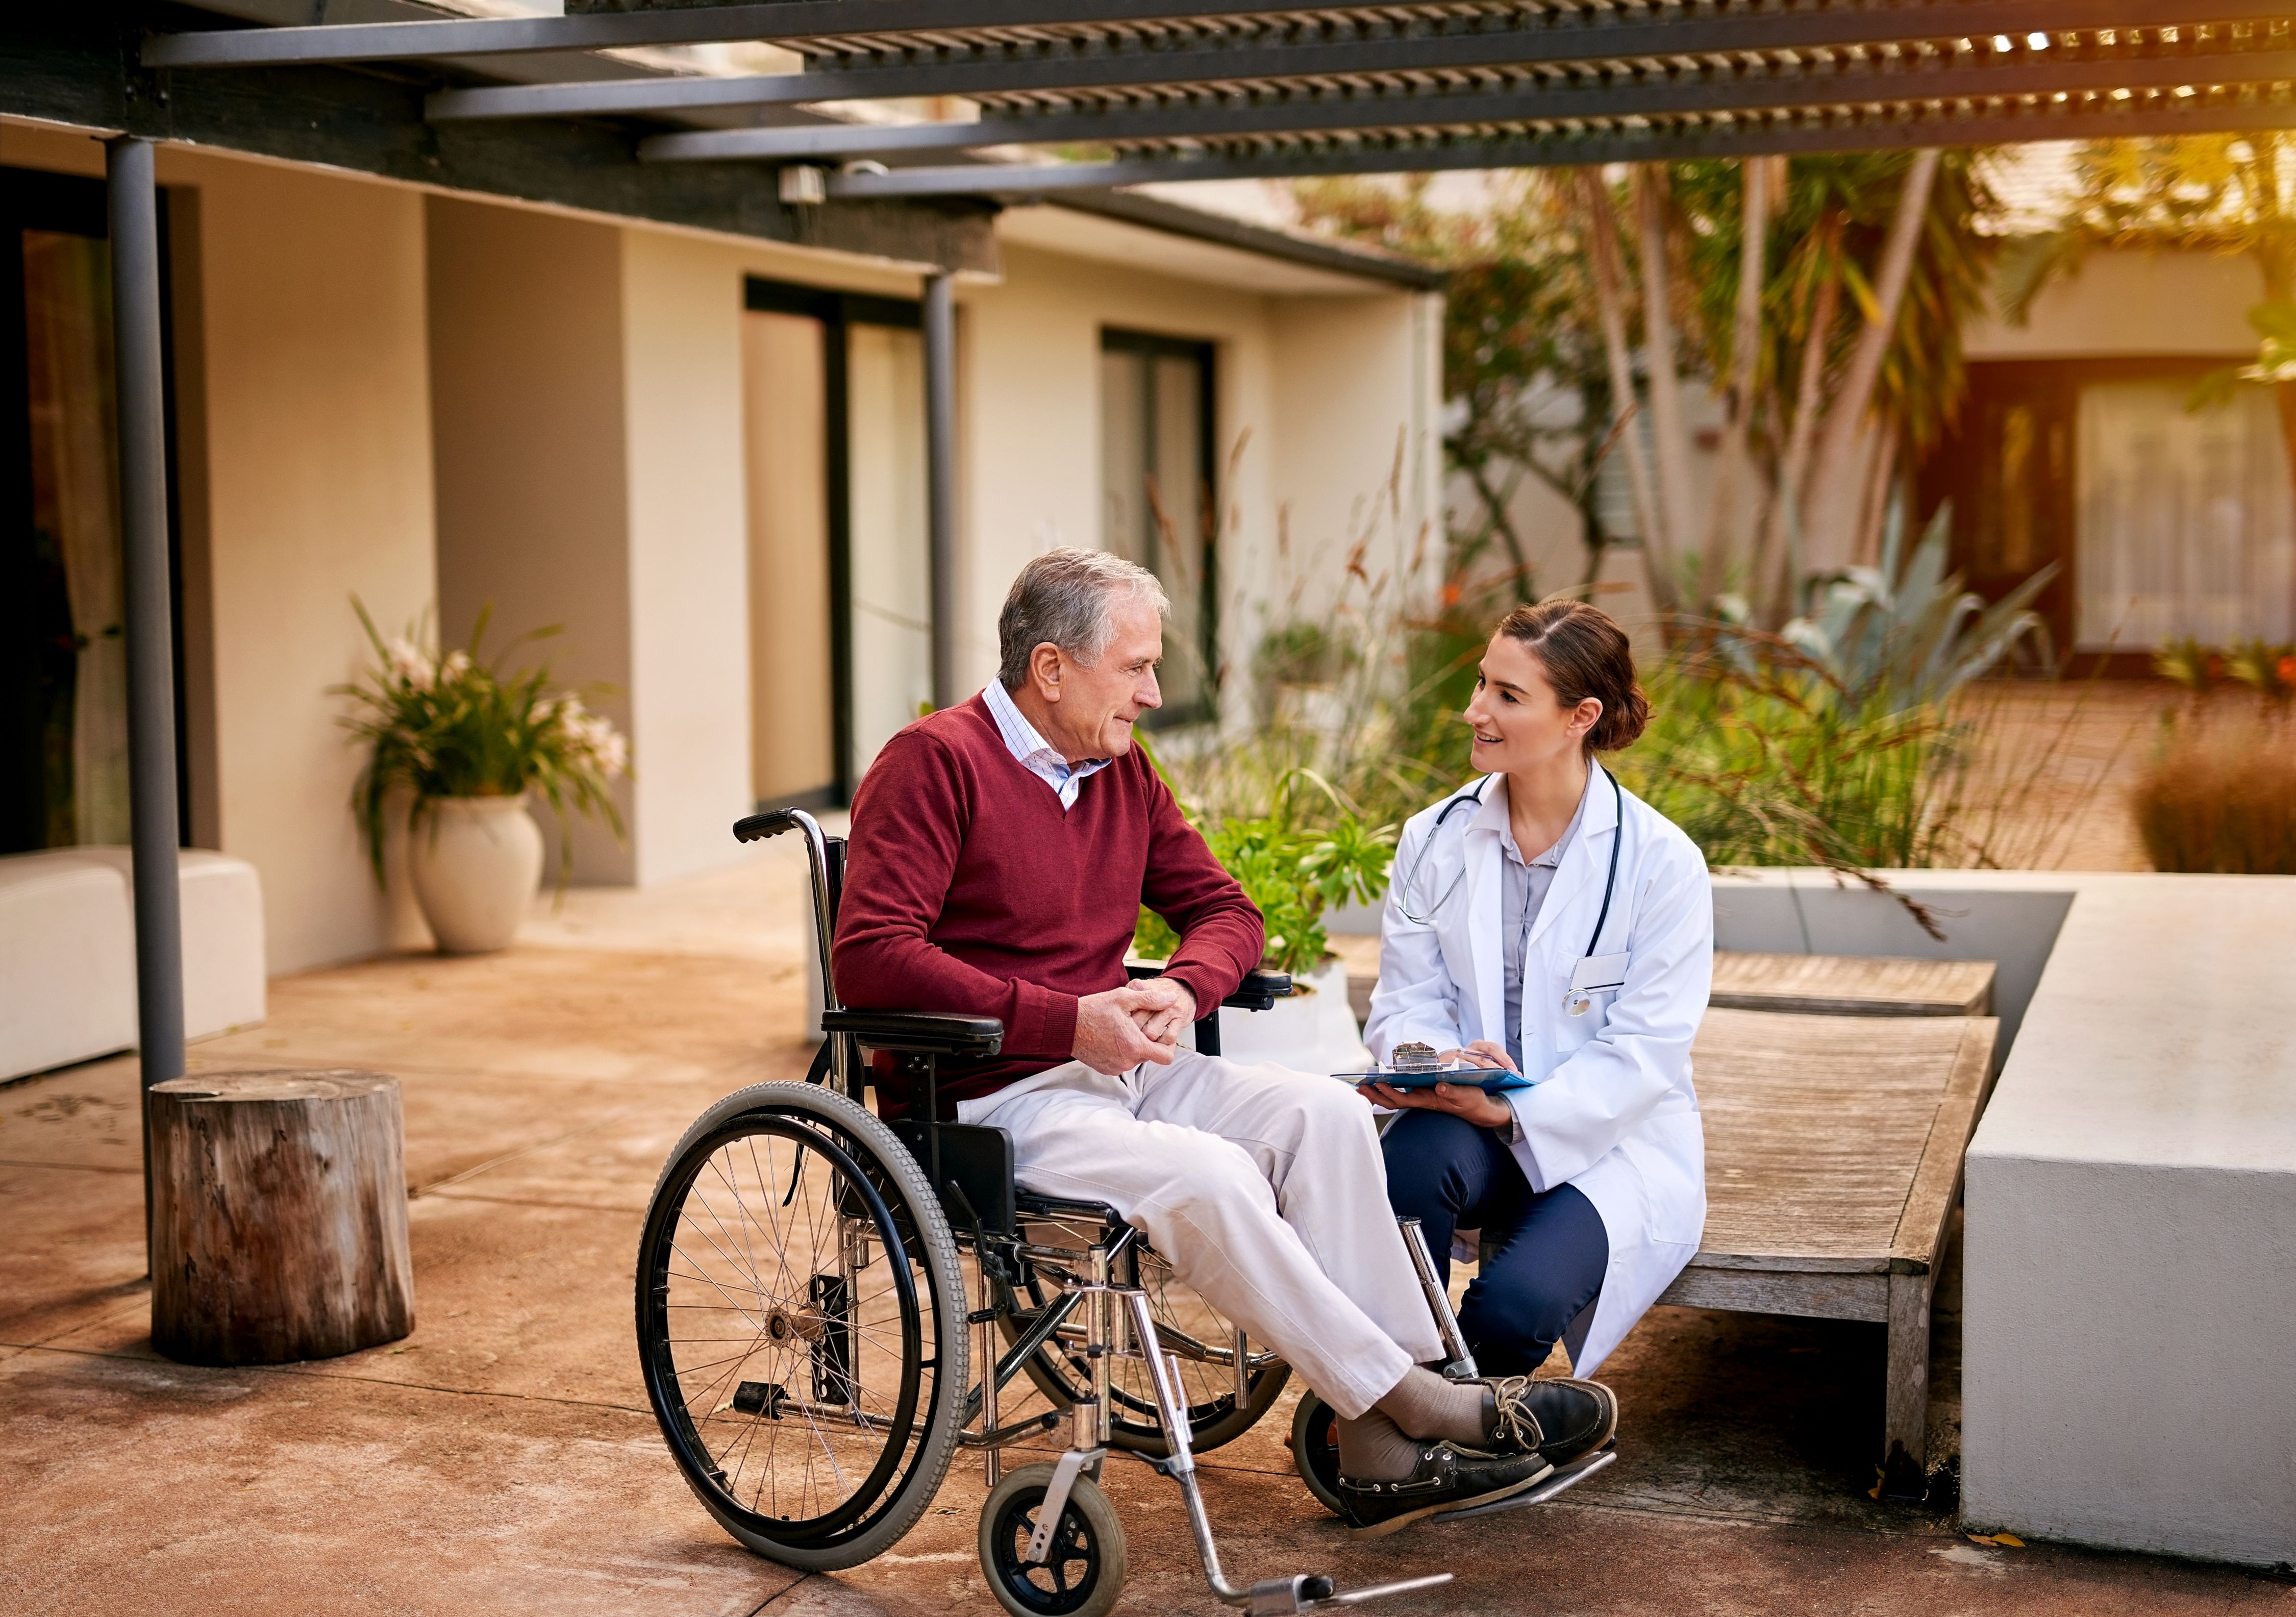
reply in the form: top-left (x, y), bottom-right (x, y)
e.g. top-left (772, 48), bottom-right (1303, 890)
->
top-left (833, 694), bottom-right (1264, 1117)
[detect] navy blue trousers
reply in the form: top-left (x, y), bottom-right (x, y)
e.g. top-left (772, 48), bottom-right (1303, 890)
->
top-left (1381, 1108), bottom-right (1609, 1377)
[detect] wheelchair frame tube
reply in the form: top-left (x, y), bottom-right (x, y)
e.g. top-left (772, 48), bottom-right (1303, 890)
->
top-left (1399, 1217), bottom-right (1478, 1378)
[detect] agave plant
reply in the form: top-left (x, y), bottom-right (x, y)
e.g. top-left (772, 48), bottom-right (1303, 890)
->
top-left (1760, 501), bottom-right (2055, 713)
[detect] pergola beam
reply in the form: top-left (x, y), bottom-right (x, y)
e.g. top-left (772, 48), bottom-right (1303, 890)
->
top-left (639, 48), bottom-right (2296, 163)
top-left (826, 94), bottom-right (2296, 196)
top-left (147, 0), bottom-right (2294, 87)
top-left (145, 1), bottom-right (1340, 67)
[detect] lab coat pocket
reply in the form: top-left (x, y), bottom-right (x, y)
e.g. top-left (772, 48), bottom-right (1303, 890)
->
top-left (1626, 1110), bottom-right (1707, 1246)
top-left (1554, 986), bottom-right (1622, 1052)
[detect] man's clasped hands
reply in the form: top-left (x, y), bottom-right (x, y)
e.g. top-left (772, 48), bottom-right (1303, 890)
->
top-left (1071, 978), bottom-right (1199, 1075)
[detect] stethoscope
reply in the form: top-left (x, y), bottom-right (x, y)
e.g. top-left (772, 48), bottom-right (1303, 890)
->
top-left (1392, 765), bottom-right (1627, 1017)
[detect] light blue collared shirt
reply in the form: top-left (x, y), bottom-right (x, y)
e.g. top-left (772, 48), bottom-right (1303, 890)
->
top-left (981, 679), bottom-right (1110, 811)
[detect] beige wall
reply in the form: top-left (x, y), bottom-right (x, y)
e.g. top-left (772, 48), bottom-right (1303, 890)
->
top-left (172, 154), bottom-right (437, 974)
top-left (427, 208), bottom-right (877, 886)
top-left (956, 242), bottom-right (1271, 702)
top-left (1266, 290), bottom-right (1445, 630)
top-left (618, 230), bottom-right (756, 885)
top-left (1966, 248), bottom-right (2262, 359)
top-left (955, 243), bottom-right (1443, 724)
top-left (426, 197), bottom-right (635, 884)
top-left (0, 119), bottom-right (1446, 966)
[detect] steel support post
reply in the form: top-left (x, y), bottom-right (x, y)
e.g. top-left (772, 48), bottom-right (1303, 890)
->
top-left (107, 135), bottom-right (184, 1263)
top-left (922, 271), bottom-right (958, 710)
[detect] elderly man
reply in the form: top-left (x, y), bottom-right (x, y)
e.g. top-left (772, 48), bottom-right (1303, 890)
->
top-left (833, 548), bottom-right (1613, 1536)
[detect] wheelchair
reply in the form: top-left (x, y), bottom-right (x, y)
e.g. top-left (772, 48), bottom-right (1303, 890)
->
top-left (635, 808), bottom-right (1614, 1617)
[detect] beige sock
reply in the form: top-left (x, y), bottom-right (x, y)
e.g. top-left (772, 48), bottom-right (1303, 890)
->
top-left (1374, 1364), bottom-right (1488, 1448)
top-left (1334, 1407), bottom-right (1421, 1482)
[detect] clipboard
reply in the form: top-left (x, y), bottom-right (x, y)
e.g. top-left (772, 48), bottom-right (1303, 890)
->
top-left (1335, 1067), bottom-right (1533, 1093)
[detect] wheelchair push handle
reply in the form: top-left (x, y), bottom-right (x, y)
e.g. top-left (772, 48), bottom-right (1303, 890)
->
top-left (731, 806), bottom-right (840, 1017)
top-left (733, 807), bottom-right (807, 843)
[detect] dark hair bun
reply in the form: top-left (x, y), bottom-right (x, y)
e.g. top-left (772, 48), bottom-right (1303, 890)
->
top-left (1492, 600), bottom-right (1649, 753)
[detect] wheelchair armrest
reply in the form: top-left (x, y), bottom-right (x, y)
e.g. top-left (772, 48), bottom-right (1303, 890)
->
top-left (1224, 968), bottom-right (1292, 1011)
top-left (1122, 962), bottom-right (1293, 1011)
top-left (820, 1009), bottom-right (1005, 1058)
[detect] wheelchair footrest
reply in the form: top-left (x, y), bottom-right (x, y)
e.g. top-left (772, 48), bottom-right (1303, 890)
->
top-left (1245, 1572), bottom-right (1455, 1613)
top-left (1427, 1442), bottom-right (1616, 1524)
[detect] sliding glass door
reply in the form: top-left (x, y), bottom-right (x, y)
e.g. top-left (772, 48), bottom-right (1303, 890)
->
top-left (741, 279), bottom-right (930, 805)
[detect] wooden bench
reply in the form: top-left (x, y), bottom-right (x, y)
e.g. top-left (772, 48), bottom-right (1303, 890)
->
top-left (1661, 1006), bottom-right (1997, 1486)
top-left (1708, 951), bottom-right (1995, 1017)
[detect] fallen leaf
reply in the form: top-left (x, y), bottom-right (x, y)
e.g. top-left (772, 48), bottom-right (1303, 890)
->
top-left (1966, 1532), bottom-right (2026, 1548)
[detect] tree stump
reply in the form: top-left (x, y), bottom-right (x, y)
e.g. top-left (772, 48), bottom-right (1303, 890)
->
top-left (149, 1069), bottom-right (415, 1365)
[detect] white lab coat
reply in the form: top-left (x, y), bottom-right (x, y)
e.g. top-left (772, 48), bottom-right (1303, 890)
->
top-left (1366, 765), bottom-right (1711, 1376)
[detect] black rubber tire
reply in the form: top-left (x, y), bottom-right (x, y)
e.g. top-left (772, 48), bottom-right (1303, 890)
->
top-left (1290, 1391), bottom-right (1344, 1517)
top-left (997, 1250), bottom-right (1291, 1457)
top-left (978, 1462), bottom-right (1127, 1617)
top-left (636, 1081), bottom-right (967, 1571)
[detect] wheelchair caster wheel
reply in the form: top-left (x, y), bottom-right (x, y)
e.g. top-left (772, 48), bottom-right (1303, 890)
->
top-left (1290, 1393), bottom-right (1343, 1518)
top-left (979, 1461), bottom-right (1127, 1617)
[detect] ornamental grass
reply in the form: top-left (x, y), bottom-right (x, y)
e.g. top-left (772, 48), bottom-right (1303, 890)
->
top-left (2130, 714), bottom-right (2296, 876)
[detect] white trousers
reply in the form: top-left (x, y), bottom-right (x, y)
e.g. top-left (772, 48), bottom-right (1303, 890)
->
top-left (956, 1050), bottom-right (1444, 1417)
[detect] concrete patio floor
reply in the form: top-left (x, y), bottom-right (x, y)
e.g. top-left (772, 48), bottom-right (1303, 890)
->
top-left (4, 844), bottom-right (2288, 1616)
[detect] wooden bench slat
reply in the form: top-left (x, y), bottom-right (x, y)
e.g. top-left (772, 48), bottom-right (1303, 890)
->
top-left (1689, 1009), bottom-right (1984, 1260)
top-left (1709, 951), bottom-right (1995, 1016)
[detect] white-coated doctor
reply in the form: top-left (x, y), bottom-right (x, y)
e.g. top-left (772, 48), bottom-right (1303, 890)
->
top-left (1362, 599), bottom-right (1710, 1393)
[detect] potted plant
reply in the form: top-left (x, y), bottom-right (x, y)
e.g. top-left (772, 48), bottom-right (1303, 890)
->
top-left (338, 602), bottom-right (628, 954)
top-left (1135, 774), bottom-right (1394, 1073)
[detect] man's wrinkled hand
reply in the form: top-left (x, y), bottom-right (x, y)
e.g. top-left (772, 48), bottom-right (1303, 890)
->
top-left (1131, 980), bottom-right (1196, 1047)
top-left (1074, 984), bottom-right (1183, 1075)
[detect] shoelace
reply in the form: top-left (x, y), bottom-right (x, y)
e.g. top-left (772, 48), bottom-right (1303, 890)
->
top-left (1482, 1376), bottom-right (1547, 1454)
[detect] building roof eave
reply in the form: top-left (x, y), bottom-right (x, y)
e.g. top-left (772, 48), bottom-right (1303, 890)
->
top-left (1045, 188), bottom-right (1443, 294)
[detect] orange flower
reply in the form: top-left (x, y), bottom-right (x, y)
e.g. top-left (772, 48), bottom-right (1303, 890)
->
top-left (2279, 654), bottom-right (2296, 688)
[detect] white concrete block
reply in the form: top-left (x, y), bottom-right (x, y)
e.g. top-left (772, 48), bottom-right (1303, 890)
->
top-left (0, 848), bottom-right (267, 1081)
top-left (1960, 875), bottom-right (2296, 1566)
top-left (1709, 867), bottom-right (2296, 1566)
top-left (71, 848), bottom-right (268, 1042)
top-left (0, 851), bottom-right (136, 1080)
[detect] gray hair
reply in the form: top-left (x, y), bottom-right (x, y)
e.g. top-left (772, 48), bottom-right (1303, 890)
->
top-left (997, 548), bottom-right (1170, 689)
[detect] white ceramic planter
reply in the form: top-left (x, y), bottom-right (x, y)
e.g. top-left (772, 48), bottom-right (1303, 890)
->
top-left (1203, 955), bottom-right (1372, 1075)
top-left (407, 794), bottom-right (543, 955)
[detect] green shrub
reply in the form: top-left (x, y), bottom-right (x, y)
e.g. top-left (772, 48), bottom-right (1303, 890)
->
top-left (1134, 773), bottom-right (1395, 980)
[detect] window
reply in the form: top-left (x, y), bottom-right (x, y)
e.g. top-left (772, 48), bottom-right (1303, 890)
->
top-left (2076, 378), bottom-right (2294, 651)
top-left (1100, 331), bottom-right (1215, 724)
top-left (1, 167), bottom-right (180, 855)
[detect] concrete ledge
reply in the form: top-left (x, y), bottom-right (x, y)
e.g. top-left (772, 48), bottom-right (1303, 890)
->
top-left (1710, 867), bottom-right (2296, 1566)
top-left (1, 848), bottom-right (267, 1082)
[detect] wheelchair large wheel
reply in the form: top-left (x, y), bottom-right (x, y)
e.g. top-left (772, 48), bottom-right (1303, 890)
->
top-left (636, 1081), bottom-right (967, 1571)
top-left (997, 1224), bottom-right (1289, 1457)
